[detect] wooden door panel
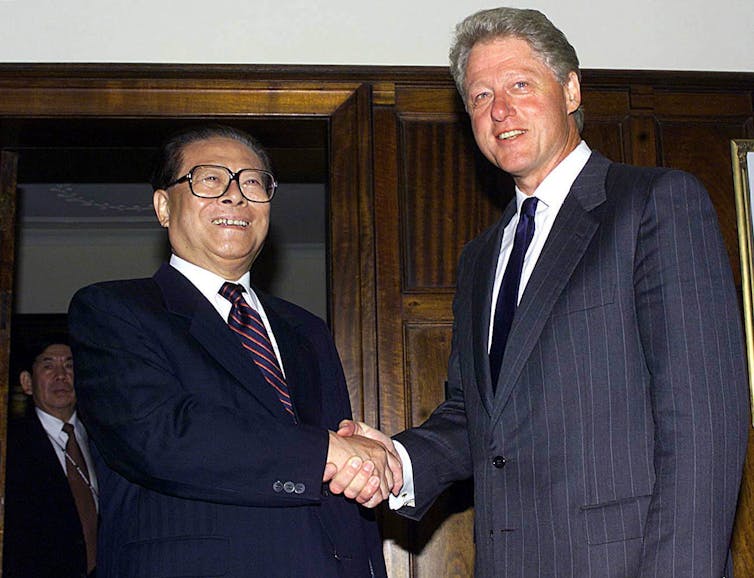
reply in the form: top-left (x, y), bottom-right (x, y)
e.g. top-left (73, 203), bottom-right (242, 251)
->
top-left (404, 323), bottom-right (474, 578)
top-left (0, 150), bottom-right (18, 572)
top-left (377, 88), bottom-right (494, 577)
top-left (580, 88), bottom-right (631, 163)
top-left (399, 116), bottom-right (504, 290)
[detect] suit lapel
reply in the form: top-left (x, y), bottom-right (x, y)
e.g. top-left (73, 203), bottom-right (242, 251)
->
top-left (490, 153), bottom-right (610, 426)
top-left (259, 293), bottom-right (323, 425)
top-left (472, 201), bottom-right (516, 414)
top-left (27, 415), bottom-right (79, 509)
top-left (153, 264), bottom-right (290, 421)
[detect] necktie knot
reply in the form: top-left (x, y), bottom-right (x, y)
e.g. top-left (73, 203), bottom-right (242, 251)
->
top-left (521, 195), bottom-right (538, 219)
top-left (62, 422), bottom-right (75, 437)
top-left (220, 281), bottom-right (245, 304)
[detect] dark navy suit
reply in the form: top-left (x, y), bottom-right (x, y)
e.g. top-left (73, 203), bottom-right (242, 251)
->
top-left (395, 152), bottom-right (749, 577)
top-left (2, 413), bottom-right (89, 577)
top-left (68, 263), bottom-right (385, 578)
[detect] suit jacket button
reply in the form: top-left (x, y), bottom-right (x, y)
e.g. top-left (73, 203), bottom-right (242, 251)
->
top-left (294, 483), bottom-right (306, 494)
top-left (283, 481), bottom-right (296, 493)
top-left (273, 480), bottom-right (284, 492)
top-left (492, 456), bottom-right (506, 469)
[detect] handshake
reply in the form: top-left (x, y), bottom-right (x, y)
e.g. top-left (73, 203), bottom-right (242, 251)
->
top-left (323, 420), bottom-right (403, 508)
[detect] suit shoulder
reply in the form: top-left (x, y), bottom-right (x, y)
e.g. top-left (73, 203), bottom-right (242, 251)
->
top-left (71, 277), bottom-right (160, 308)
top-left (6, 415), bottom-right (41, 446)
top-left (4, 415), bottom-right (52, 473)
top-left (607, 161), bottom-right (702, 190)
top-left (459, 218), bottom-right (503, 263)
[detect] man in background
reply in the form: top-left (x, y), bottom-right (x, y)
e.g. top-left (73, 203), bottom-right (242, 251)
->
top-left (3, 334), bottom-right (97, 577)
top-left (340, 7), bottom-right (749, 577)
top-left (68, 124), bottom-right (397, 577)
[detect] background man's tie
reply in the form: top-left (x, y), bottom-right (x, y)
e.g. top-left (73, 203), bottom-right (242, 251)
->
top-left (220, 282), bottom-right (296, 419)
top-left (489, 196), bottom-right (539, 391)
top-left (62, 422), bottom-right (97, 574)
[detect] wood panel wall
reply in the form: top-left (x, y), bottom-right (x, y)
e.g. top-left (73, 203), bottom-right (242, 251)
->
top-left (0, 65), bottom-right (751, 577)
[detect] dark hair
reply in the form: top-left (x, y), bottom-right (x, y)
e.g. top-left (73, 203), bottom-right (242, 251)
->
top-left (19, 332), bottom-right (70, 373)
top-left (449, 7), bottom-right (583, 132)
top-left (150, 124), bottom-right (273, 191)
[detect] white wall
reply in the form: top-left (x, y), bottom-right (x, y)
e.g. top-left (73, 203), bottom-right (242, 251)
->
top-left (1, 0), bottom-right (752, 71)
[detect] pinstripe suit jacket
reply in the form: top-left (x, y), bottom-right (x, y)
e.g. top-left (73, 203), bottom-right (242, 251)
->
top-left (68, 264), bottom-right (386, 578)
top-left (394, 152), bottom-right (749, 577)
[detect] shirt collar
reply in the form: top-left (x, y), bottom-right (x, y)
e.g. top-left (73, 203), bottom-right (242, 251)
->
top-left (514, 141), bottom-right (591, 212)
top-left (36, 406), bottom-right (79, 436)
top-left (170, 254), bottom-right (252, 301)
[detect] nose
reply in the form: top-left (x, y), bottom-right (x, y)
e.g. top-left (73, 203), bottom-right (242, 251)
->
top-left (220, 177), bottom-right (247, 204)
top-left (53, 366), bottom-right (71, 381)
top-left (490, 94), bottom-right (513, 122)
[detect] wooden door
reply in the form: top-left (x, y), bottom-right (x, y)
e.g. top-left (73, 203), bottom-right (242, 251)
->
top-left (0, 71), bottom-right (377, 570)
top-left (0, 150), bottom-right (18, 571)
top-left (372, 84), bottom-right (504, 577)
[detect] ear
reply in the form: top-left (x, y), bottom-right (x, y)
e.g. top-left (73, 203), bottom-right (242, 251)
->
top-left (153, 189), bottom-right (170, 228)
top-left (20, 371), bottom-right (33, 396)
top-left (564, 70), bottom-right (581, 115)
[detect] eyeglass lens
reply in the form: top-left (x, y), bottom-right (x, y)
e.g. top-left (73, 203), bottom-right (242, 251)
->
top-left (191, 165), bottom-right (274, 201)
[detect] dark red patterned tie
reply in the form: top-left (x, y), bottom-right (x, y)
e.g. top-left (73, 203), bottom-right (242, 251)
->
top-left (62, 422), bottom-right (97, 574)
top-left (220, 282), bottom-right (295, 420)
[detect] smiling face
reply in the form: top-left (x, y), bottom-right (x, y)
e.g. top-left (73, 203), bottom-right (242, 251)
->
top-left (464, 36), bottom-right (582, 195)
top-left (153, 136), bottom-right (271, 280)
top-left (20, 343), bottom-right (76, 421)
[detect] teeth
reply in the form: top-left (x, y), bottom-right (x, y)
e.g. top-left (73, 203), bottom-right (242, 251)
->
top-left (497, 130), bottom-right (525, 140)
top-left (212, 218), bottom-right (249, 227)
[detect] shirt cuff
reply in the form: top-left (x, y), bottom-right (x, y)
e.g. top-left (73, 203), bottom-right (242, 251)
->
top-left (388, 439), bottom-right (415, 509)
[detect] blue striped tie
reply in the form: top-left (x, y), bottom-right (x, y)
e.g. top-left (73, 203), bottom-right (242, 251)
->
top-left (220, 282), bottom-right (295, 420)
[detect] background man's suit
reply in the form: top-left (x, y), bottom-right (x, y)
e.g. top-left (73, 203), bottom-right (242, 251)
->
top-left (68, 263), bottom-right (385, 578)
top-left (3, 413), bottom-right (89, 577)
top-left (394, 152), bottom-right (749, 577)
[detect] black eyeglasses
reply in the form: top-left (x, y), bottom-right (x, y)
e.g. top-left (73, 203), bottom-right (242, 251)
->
top-left (166, 164), bottom-right (277, 203)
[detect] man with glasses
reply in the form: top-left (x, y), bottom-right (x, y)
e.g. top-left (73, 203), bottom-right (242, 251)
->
top-left (68, 124), bottom-right (394, 578)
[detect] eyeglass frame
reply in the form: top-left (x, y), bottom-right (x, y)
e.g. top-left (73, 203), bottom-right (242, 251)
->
top-left (165, 164), bottom-right (278, 203)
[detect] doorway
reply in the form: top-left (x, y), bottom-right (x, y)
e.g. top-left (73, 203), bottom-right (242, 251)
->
top-left (0, 76), bottom-right (379, 567)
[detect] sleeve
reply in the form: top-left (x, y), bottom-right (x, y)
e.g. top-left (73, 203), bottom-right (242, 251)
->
top-left (68, 283), bottom-right (330, 508)
top-left (633, 170), bottom-right (749, 575)
top-left (387, 439), bottom-right (416, 509)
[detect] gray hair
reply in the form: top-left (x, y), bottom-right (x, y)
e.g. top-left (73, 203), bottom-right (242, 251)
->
top-left (449, 7), bottom-right (583, 131)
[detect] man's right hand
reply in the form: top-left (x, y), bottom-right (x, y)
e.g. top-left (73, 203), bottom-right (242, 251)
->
top-left (323, 429), bottom-right (402, 508)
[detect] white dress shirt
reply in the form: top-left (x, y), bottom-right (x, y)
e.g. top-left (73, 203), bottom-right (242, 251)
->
top-left (36, 407), bottom-right (99, 507)
top-left (390, 141), bottom-right (592, 510)
top-left (169, 254), bottom-right (287, 376)
top-left (487, 141), bottom-right (591, 348)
